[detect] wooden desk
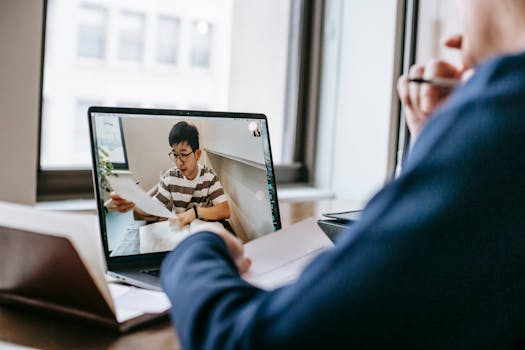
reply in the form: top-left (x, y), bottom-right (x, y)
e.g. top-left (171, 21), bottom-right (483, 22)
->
top-left (0, 200), bottom-right (358, 350)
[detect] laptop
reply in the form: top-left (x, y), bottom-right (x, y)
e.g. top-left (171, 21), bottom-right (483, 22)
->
top-left (317, 209), bottom-right (362, 241)
top-left (88, 107), bottom-right (282, 290)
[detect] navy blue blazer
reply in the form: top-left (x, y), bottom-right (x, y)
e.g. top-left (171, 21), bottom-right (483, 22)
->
top-left (161, 52), bottom-right (525, 349)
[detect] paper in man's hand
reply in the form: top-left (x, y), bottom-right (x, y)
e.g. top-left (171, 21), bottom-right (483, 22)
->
top-left (106, 177), bottom-right (174, 218)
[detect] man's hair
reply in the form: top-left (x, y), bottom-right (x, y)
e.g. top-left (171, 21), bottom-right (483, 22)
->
top-left (168, 121), bottom-right (199, 151)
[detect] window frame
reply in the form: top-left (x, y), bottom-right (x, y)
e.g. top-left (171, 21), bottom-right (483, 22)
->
top-left (392, 0), bottom-right (419, 177)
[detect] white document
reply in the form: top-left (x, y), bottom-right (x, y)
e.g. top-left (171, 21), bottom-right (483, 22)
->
top-left (109, 283), bottom-right (171, 323)
top-left (243, 218), bottom-right (334, 290)
top-left (0, 201), bottom-right (114, 312)
top-left (106, 176), bottom-right (174, 218)
top-left (139, 219), bottom-right (226, 254)
top-left (139, 221), bottom-right (191, 254)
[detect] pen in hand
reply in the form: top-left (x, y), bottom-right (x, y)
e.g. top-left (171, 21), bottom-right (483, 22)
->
top-left (408, 77), bottom-right (461, 89)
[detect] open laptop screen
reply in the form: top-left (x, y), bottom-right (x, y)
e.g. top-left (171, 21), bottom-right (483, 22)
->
top-left (89, 107), bottom-right (281, 259)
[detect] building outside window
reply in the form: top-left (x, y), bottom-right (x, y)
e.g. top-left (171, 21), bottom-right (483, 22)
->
top-left (156, 16), bottom-right (181, 65)
top-left (77, 4), bottom-right (107, 59)
top-left (118, 11), bottom-right (145, 62)
top-left (75, 99), bottom-right (101, 156)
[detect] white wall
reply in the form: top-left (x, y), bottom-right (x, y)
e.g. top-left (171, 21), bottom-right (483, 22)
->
top-left (120, 117), bottom-right (207, 191)
top-left (207, 153), bottom-right (273, 242)
top-left (200, 118), bottom-right (265, 164)
top-left (121, 117), bottom-right (176, 191)
top-left (317, 0), bottom-right (399, 205)
top-left (0, 0), bottom-right (43, 205)
top-left (200, 118), bottom-right (273, 241)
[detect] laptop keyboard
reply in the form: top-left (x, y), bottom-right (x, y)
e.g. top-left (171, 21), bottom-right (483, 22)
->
top-left (142, 268), bottom-right (161, 277)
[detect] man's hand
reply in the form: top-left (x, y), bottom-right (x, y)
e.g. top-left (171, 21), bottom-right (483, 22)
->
top-left (110, 192), bottom-right (136, 213)
top-left (397, 34), bottom-right (467, 139)
top-left (188, 222), bottom-right (252, 274)
top-left (210, 225), bottom-right (252, 275)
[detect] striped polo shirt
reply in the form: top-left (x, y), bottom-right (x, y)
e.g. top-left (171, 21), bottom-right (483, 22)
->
top-left (152, 163), bottom-right (227, 214)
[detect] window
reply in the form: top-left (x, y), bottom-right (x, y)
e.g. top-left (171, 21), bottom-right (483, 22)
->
top-left (40, 0), bottom-right (400, 200)
top-left (416, 1), bottom-right (461, 66)
top-left (74, 99), bottom-right (100, 159)
top-left (157, 16), bottom-right (181, 65)
top-left (77, 4), bottom-right (107, 59)
top-left (314, 0), bottom-right (408, 203)
top-left (41, 0), bottom-right (305, 174)
top-left (118, 11), bottom-right (145, 62)
top-left (395, 0), bottom-right (461, 175)
top-left (94, 116), bottom-right (128, 170)
top-left (40, 96), bottom-right (101, 168)
top-left (190, 20), bottom-right (213, 68)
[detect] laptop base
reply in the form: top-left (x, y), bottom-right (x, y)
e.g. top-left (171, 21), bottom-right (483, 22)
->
top-left (317, 219), bottom-right (354, 242)
top-left (108, 270), bottom-right (162, 291)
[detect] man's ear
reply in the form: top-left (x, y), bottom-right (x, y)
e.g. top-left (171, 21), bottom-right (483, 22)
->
top-left (195, 149), bottom-right (202, 160)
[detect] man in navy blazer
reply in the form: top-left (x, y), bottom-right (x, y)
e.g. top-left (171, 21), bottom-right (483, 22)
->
top-left (161, 0), bottom-right (525, 348)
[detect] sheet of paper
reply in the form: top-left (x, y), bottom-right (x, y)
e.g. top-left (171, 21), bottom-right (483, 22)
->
top-left (243, 218), bottom-right (334, 290)
top-left (189, 219), bottom-right (226, 235)
top-left (109, 283), bottom-right (171, 323)
top-left (139, 219), bottom-right (226, 254)
top-left (106, 177), bottom-right (174, 218)
top-left (139, 221), bottom-right (191, 254)
top-left (0, 201), bottom-right (114, 312)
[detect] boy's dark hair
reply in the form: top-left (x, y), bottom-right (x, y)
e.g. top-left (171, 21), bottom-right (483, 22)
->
top-left (168, 121), bottom-right (199, 151)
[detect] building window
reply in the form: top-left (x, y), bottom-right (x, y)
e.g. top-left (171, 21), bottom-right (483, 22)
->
top-left (77, 4), bottom-right (107, 59)
top-left (157, 16), bottom-right (181, 65)
top-left (190, 20), bottom-right (213, 68)
top-left (118, 11), bottom-right (145, 62)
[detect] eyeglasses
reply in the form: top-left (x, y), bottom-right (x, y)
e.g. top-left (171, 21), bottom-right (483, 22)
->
top-left (169, 150), bottom-right (194, 162)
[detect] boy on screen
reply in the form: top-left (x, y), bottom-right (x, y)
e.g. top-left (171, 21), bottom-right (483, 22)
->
top-left (111, 121), bottom-right (231, 227)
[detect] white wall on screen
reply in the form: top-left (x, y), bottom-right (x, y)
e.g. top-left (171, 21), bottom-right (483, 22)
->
top-left (120, 117), bottom-right (202, 192)
top-left (206, 152), bottom-right (273, 241)
top-left (200, 119), bottom-right (265, 165)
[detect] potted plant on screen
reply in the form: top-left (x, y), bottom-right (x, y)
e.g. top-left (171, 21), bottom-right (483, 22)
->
top-left (98, 146), bottom-right (118, 201)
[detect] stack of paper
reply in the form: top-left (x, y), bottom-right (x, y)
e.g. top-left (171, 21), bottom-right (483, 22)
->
top-left (139, 219), bottom-right (224, 254)
top-left (243, 218), bottom-right (334, 290)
